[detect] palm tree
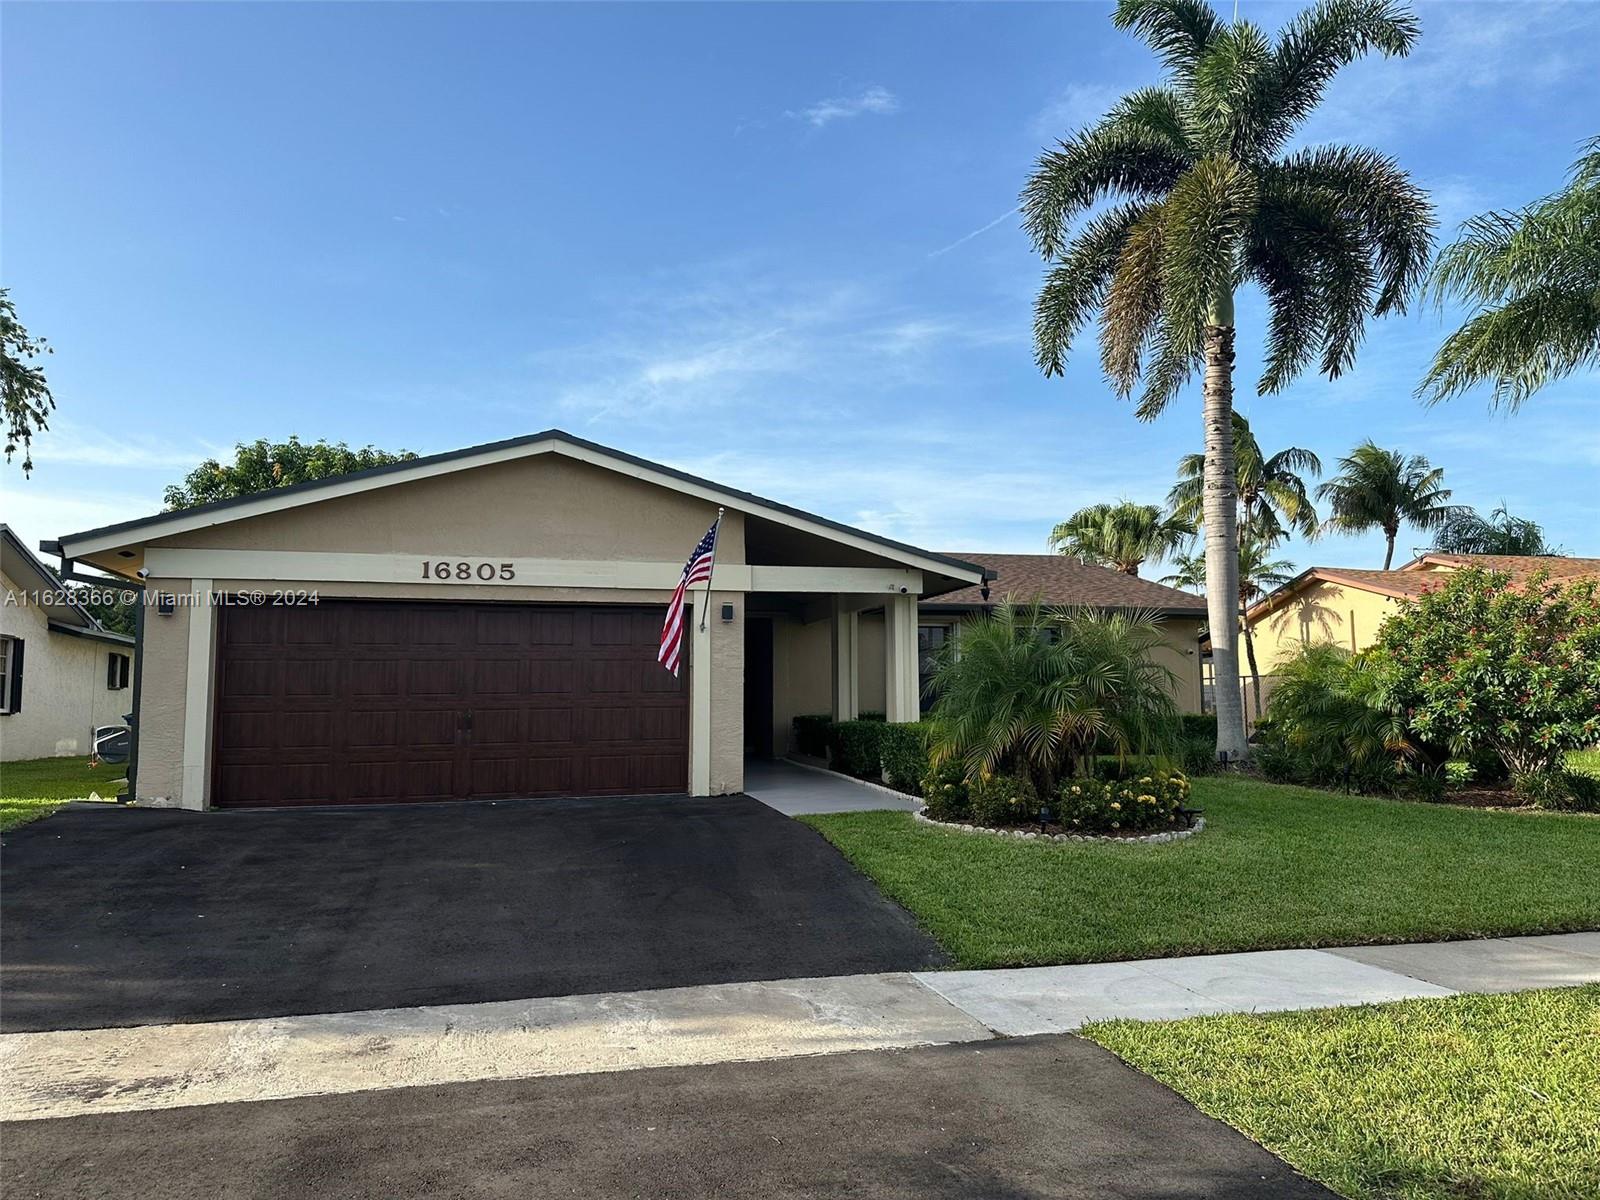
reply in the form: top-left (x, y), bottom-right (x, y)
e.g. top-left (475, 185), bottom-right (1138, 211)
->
top-left (1169, 412), bottom-right (1321, 545)
top-left (1164, 530), bottom-right (1294, 719)
top-left (1317, 440), bottom-right (1459, 568)
top-left (1432, 504), bottom-right (1558, 556)
top-left (1022, 0), bottom-right (1433, 762)
top-left (1049, 501), bottom-right (1193, 576)
top-left (1422, 137), bottom-right (1600, 410)
top-left (926, 601), bottom-right (1180, 792)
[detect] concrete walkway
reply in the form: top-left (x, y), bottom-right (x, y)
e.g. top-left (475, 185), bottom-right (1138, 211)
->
top-left (744, 757), bottom-right (919, 815)
top-left (3, 932), bottom-right (1594, 1122)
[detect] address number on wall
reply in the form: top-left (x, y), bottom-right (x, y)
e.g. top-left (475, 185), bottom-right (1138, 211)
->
top-left (420, 560), bottom-right (517, 582)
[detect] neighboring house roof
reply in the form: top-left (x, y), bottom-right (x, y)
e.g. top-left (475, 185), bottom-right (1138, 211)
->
top-left (924, 552), bottom-right (1208, 617)
top-left (45, 429), bottom-right (990, 592)
top-left (1243, 553), bottom-right (1600, 626)
top-left (1, 524), bottom-right (135, 647)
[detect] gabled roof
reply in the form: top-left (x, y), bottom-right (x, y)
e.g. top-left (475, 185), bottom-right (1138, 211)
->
top-left (46, 429), bottom-right (990, 588)
top-left (1245, 554), bottom-right (1600, 625)
top-left (1, 524), bottom-right (134, 645)
top-left (925, 552), bottom-right (1207, 616)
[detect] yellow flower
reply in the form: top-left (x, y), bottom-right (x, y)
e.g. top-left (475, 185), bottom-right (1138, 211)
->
top-left (1110, 801), bottom-right (1121, 810)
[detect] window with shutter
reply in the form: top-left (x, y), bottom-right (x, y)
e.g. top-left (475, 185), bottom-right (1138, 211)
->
top-left (1, 637), bottom-right (22, 715)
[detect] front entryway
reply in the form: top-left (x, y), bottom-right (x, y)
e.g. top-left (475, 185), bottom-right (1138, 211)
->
top-left (212, 600), bottom-right (687, 807)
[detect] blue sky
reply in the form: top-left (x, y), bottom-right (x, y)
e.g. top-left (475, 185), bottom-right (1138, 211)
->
top-left (4, 1), bottom-right (1597, 575)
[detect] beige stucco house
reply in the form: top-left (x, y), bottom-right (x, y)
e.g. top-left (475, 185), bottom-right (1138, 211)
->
top-left (1234, 552), bottom-right (1600, 720)
top-left (2, 525), bottom-right (136, 761)
top-left (46, 432), bottom-right (1211, 810)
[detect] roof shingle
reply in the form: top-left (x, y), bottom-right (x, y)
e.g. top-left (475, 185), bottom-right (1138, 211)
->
top-left (931, 552), bottom-right (1207, 614)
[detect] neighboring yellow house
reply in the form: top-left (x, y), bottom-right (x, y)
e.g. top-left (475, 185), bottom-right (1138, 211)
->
top-left (1229, 553), bottom-right (1600, 722)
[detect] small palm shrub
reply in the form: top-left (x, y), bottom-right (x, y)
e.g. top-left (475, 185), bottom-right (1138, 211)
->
top-left (968, 773), bottom-right (1039, 827)
top-left (1254, 642), bottom-right (1412, 791)
top-left (925, 601), bottom-right (1180, 796)
top-left (1056, 770), bottom-right (1191, 834)
top-left (920, 759), bottom-right (971, 821)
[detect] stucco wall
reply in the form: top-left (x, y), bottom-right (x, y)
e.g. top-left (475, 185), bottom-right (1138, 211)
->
top-left (1, 570), bottom-right (134, 761)
top-left (771, 616), bottom-right (830, 755)
top-left (704, 589), bottom-right (744, 794)
top-left (153, 457), bottom-right (747, 565)
top-left (1252, 581), bottom-right (1406, 671)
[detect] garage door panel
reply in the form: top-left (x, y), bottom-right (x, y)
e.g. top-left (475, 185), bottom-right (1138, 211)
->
top-left (213, 601), bottom-right (687, 807)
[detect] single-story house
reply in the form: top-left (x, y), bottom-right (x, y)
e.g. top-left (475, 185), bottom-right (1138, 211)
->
top-left (1229, 551), bottom-right (1600, 719)
top-left (45, 432), bottom-right (1207, 810)
top-left (2, 524), bottom-right (137, 761)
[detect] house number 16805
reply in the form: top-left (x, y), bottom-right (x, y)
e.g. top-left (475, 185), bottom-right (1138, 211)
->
top-left (421, 560), bottom-right (516, 581)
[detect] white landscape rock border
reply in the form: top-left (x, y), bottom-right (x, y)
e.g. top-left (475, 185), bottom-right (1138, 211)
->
top-left (913, 808), bottom-right (1205, 845)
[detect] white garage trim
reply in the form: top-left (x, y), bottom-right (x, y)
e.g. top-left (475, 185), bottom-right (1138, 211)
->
top-left (180, 581), bottom-right (214, 811)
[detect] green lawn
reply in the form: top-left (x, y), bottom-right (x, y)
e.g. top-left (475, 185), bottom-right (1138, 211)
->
top-left (1082, 986), bottom-right (1600, 1200)
top-left (801, 776), bottom-right (1600, 967)
top-left (1570, 748), bottom-right (1600, 777)
top-left (0, 756), bottom-right (126, 832)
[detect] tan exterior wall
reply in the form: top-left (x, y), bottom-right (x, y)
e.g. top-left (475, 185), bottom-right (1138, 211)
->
top-left (132, 582), bottom-right (197, 803)
top-left (1251, 580), bottom-right (1406, 671)
top-left (771, 617), bottom-right (831, 756)
top-left (154, 457), bottom-right (747, 565)
top-left (1151, 616), bottom-right (1205, 713)
top-left (0, 571), bottom-right (134, 761)
top-left (704, 590), bottom-right (743, 795)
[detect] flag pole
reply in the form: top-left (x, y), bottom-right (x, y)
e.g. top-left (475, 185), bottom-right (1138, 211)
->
top-left (698, 507), bottom-right (725, 633)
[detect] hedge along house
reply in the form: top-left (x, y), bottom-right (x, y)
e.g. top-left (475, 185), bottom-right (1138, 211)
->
top-left (45, 431), bottom-right (988, 810)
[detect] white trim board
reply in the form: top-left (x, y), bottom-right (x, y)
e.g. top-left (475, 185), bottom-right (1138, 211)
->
top-left (142, 549), bottom-right (922, 595)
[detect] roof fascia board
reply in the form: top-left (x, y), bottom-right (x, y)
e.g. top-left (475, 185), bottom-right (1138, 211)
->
top-left (52, 433), bottom-right (984, 586)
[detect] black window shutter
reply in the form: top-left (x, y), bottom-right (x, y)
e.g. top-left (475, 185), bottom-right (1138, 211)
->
top-left (9, 639), bottom-right (23, 713)
top-left (108, 652), bottom-right (117, 689)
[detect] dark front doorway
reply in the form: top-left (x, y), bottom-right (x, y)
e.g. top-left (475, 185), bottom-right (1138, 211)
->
top-left (744, 616), bottom-right (775, 758)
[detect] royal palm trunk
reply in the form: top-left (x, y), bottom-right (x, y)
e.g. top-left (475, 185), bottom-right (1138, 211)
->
top-left (1203, 293), bottom-right (1250, 762)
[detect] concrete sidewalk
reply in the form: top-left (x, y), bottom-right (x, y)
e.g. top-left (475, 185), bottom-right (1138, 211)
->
top-left (4, 932), bottom-right (1594, 1122)
top-left (744, 757), bottom-right (919, 815)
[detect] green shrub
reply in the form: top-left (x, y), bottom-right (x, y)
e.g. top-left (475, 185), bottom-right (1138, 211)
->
top-left (879, 722), bottom-right (931, 795)
top-left (859, 711), bottom-right (886, 722)
top-left (1179, 713), bottom-right (1217, 740)
top-left (792, 714), bottom-right (833, 759)
top-left (1056, 770), bottom-right (1191, 834)
top-left (1372, 567), bottom-right (1600, 778)
top-left (1177, 734), bottom-right (1218, 775)
top-left (1443, 759), bottom-right (1476, 787)
top-left (1511, 769), bottom-right (1600, 812)
top-left (1254, 643), bottom-right (1410, 794)
top-left (831, 720), bottom-right (887, 778)
top-left (920, 759), bottom-right (971, 821)
top-left (969, 772), bottom-right (1039, 827)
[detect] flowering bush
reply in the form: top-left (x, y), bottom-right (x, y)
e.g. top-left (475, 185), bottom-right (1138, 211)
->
top-left (968, 772), bottom-right (1039, 827)
top-left (1371, 568), bottom-right (1600, 779)
top-left (1056, 770), bottom-right (1191, 833)
top-left (920, 758), bottom-right (972, 821)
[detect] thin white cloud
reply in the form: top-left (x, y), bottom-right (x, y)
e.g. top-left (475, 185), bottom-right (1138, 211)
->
top-left (1030, 82), bottom-right (1122, 140)
top-left (28, 427), bottom-right (225, 471)
top-left (788, 85), bottom-right (900, 128)
top-left (929, 207), bottom-right (1020, 259)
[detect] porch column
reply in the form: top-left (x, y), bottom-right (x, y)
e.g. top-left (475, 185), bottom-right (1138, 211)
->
top-left (830, 597), bottom-right (859, 721)
top-left (884, 591), bottom-right (919, 722)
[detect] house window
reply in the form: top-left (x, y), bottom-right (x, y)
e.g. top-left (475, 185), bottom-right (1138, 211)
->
top-left (0, 636), bottom-right (18, 715)
top-left (1200, 657), bottom-right (1215, 713)
top-left (107, 652), bottom-right (131, 691)
top-left (917, 625), bottom-right (949, 710)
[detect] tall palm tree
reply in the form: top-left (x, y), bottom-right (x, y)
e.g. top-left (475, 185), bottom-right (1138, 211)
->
top-left (1049, 501), bottom-right (1193, 576)
top-left (1432, 504), bottom-right (1557, 556)
top-left (1168, 412), bottom-right (1321, 545)
top-left (1317, 440), bottom-right (1459, 568)
top-left (1422, 137), bottom-right (1600, 410)
top-left (1023, 0), bottom-right (1433, 761)
top-left (1163, 531), bottom-right (1294, 719)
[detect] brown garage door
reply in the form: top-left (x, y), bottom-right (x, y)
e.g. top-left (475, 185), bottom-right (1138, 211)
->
top-left (212, 600), bottom-right (687, 807)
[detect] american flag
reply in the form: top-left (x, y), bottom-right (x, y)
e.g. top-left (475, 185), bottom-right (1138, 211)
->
top-left (658, 513), bottom-right (722, 676)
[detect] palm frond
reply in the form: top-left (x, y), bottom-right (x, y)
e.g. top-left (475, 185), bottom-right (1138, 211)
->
top-left (1033, 202), bottom-right (1156, 377)
top-left (1022, 125), bottom-right (1189, 260)
top-left (1112, 0), bottom-right (1224, 78)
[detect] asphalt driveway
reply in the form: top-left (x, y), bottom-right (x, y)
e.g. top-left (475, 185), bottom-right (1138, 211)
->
top-left (1, 1034), bottom-right (1333, 1200)
top-left (0, 795), bottom-right (947, 1032)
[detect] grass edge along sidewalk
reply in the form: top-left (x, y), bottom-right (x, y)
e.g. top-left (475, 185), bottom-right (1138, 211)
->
top-left (801, 776), bottom-right (1600, 968)
top-left (1081, 984), bottom-right (1600, 1200)
top-left (1, 757), bottom-right (126, 832)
